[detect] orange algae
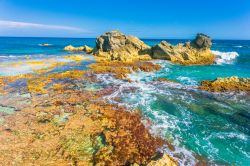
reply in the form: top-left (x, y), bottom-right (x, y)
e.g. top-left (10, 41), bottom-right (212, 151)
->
top-left (0, 83), bottom-right (166, 165)
top-left (63, 54), bottom-right (91, 62)
top-left (89, 60), bottom-right (161, 79)
top-left (0, 56), bottom-right (179, 165)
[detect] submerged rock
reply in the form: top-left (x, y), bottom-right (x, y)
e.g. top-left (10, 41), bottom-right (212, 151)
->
top-left (151, 33), bottom-right (215, 65)
top-left (93, 30), bottom-right (152, 62)
top-left (64, 45), bottom-right (93, 53)
top-left (199, 76), bottom-right (250, 93)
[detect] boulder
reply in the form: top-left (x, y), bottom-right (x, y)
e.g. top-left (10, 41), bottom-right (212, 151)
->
top-left (151, 33), bottom-right (215, 65)
top-left (93, 30), bottom-right (151, 62)
top-left (64, 45), bottom-right (93, 53)
top-left (191, 33), bottom-right (212, 49)
top-left (147, 154), bottom-right (178, 166)
top-left (199, 76), bottom-right (250, 93)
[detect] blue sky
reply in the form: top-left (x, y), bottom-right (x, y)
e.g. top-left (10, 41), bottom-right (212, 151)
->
top-left (0, 0), bottom-right (249, 39)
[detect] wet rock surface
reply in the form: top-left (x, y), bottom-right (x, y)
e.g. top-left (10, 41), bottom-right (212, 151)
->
top-left (0, 55), bottom-right (177, 165)
top-left (199, 76), bottom-right (250, 93)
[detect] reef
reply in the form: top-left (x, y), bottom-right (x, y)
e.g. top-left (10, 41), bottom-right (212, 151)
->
top-left (151, 34), bottom-right (215, 65)
top-left (199, 76), bottom-right (250, 93)
top-left (0, 54), bottom-right (178, 165)
top-left (89, 60), bottom-right (161, 80)
top-left (64, 45), bottom-right (93, 53)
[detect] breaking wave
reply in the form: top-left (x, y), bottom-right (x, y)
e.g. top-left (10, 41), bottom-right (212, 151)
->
top-left (212, 50), bottom-right (239, 65)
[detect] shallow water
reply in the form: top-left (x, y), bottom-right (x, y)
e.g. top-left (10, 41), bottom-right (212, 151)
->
top-left (0, 37), bottom-right (250, 165)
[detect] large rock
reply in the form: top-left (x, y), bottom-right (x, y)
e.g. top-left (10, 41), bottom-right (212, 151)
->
top-left (191, 33), bottom-right (212, 49)
top-left (151, 33), bottom-right (215, 65)
top-left (199, 76), bottom-right (250, 93)
top-left (93, 31), bottom-right (151, 62)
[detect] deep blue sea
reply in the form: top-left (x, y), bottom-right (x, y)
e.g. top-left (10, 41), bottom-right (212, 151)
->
top-left (0, 37), bottom-right (250, 165)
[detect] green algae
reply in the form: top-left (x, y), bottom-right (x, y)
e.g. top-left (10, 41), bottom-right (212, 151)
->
top-left (0, 106), bottom-right (16, 114)
top-left (0, 117), bottom-right (5, 125)
top-left (52, 112), bottom-right (72, 126)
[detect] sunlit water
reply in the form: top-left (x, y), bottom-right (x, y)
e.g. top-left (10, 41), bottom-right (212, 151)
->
top-left (0, 37), bottom-right (249, 165)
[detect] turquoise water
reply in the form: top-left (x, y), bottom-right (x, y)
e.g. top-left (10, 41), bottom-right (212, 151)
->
top-left (0, 37), bottom-right (250, 165)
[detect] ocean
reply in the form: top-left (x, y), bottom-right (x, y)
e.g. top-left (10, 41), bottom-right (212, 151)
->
top-left (0, 37), bottom-right (249, 165)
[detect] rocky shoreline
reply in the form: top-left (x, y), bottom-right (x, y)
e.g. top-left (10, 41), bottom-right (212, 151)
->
top-left (0, 30), bottom-right (249, 165)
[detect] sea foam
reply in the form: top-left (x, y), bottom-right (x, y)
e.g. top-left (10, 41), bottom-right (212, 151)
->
top-left (212, 50), bottom-right (239, 65)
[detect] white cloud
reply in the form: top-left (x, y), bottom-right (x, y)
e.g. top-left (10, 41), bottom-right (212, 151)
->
top-left (0, 20), bottom-right (87, 32)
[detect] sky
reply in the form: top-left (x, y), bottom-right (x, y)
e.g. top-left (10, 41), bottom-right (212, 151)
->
top-left (0, 0), bottom-right (250, 39)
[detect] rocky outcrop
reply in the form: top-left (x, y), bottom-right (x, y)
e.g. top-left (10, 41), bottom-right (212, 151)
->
top-left (199, 76), bottom-right (250, 93)
top-left (151, 34), bottom-right (215, 65)
top-left (147, 154), bottom-right (178, 166)
top-left (191, 33), bottom-right (212, 49)
top-left (92, 31), bottom-right (215, 65)
top-left (64, 45), bottom-right (93, 53)
top-left (93, 31), bottom-right (151, 62)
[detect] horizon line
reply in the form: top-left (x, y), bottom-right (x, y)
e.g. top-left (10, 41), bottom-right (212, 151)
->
top-left (0, 36), bottom-right (249, 41)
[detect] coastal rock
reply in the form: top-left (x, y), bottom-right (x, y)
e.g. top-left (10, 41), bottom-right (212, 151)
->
top-left (93, 31), bottom-right (151, 62)
top-left (199, 76), bottom-right (250, 93)
top-left (191, 33), bottom-right (212, 49)
top-left (147, 154), bottom-right (178, 166)
top-left (151, 34), bottom-right (215, 65)
top-left (64, 45), bottom-right (93, 53)
top-left (155, 77), bottom-right (178, 83)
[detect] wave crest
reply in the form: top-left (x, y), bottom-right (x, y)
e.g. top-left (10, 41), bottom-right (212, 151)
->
top-left (212, 50), bottom-right (239, 65)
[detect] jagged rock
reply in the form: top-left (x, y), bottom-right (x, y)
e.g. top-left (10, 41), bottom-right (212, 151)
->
top-left (151, 33), bottom-right (215, 65)
top-left (147, 154), bottom-right (178, 166)
top-left (191, 33), bottom-right (212, 49)
top-left (199, 76), bottom-right (250, 93)
top-left (93, 31), bottom-right (151, 62)
top-left (64, 45), bottom-right (93, 53)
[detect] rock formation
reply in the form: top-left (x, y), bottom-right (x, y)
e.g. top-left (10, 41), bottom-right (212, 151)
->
top-left (199, 76), bottom-right (250, 93)
top-left (191, 33), bottom-right (212, 49)
top-left (64, 45), bottom-right (93, 53)
top-left (147, 154), bottom-right (178, 166)
top-left (151, 33), bottom-right (215, 65)
top-left (93, 30), bottom-right (151, 62)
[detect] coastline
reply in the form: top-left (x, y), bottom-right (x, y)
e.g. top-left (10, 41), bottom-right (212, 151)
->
top-left (0, 31), bottom-right (250, 165)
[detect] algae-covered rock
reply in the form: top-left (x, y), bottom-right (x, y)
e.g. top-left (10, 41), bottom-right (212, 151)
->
top-left (147, 154), bottom-right (178, 166)
top-left (199, 76), bottom-right (250, 93)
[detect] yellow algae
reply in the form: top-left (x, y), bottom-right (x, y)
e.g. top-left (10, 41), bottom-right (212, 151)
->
top-left (27, 77), bottom-right (52, 94)
top-left (52, 83), bottom-right (65, 92)
top-left (48, 70), bottom-right (86, 80)
top-left (33, 61), bottom-right (66, 74)
top-left (63, 54), bottom-right (90, 62)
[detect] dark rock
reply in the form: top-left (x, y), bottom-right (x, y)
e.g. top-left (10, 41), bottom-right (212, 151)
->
top-left (191, 33), bottom-right (212, 49)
